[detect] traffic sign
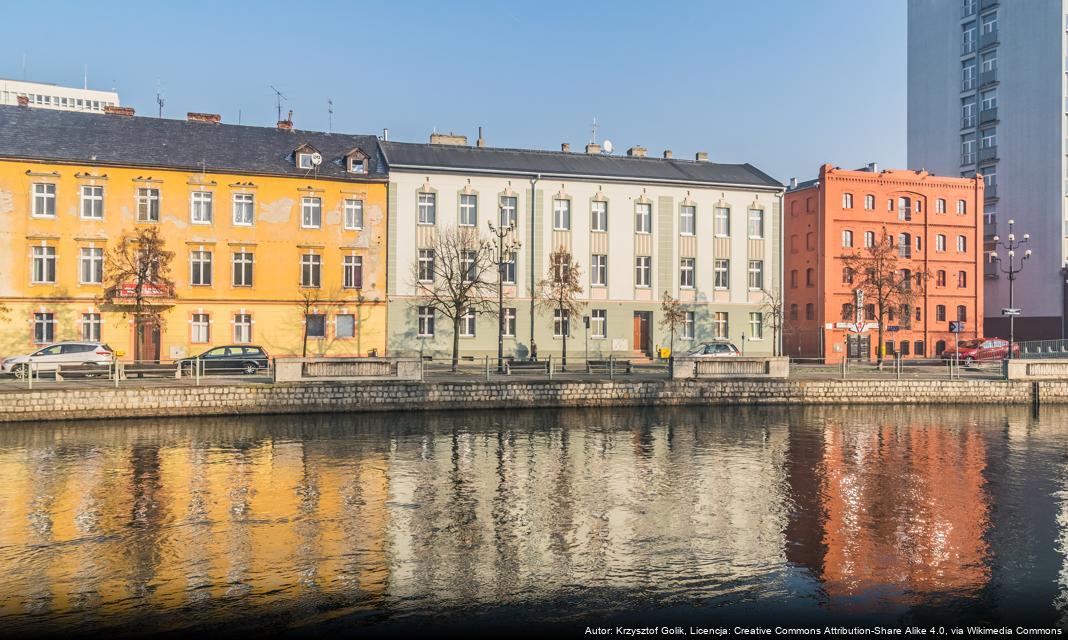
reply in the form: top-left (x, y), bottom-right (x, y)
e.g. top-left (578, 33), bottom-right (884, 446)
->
top-left (949, 321), bottom-right (966, 333)
top-left (1002, 308), bottom-right (1021, 316)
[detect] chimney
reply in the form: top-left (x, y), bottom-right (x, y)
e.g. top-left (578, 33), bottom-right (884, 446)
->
top-left (430, 132), bottom-right (468, 146)
top-left (561, 143), bottom-right (571, 153)
top-left (476, 126), bottom-right (486, 148)
top-left (105, 105), bottom-right (135, 117)
top-left (695, 151), bottom-right (709, 162)
top-left (585, 143), bottom-right (601, 155)
top-left (663, 150), bottom-right (673, 159)
top-left (626, 146), bottom-right (647, 158)
top-left (382, 128), bottom-right (389, 141)
top-left (187, 112), bottom-right (221, 124)
top-left (867, 161), bottom-right (879, 173)
top-left (276, 110), bottom-right (293, 131)
top-left (16, 95), bottom-right (28, 107)
top-left (789, 177), bottom-right (798, 189)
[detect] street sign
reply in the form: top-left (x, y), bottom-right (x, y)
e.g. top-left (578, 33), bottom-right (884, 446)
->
top-left (834, 322), bottom-right (879, 333)
top-left (1002, 308), bottom-right (1021, 316)
top-left (887, 326), bottom-right (900, 332)
top-left (949, 321), bottom-right (966, 333)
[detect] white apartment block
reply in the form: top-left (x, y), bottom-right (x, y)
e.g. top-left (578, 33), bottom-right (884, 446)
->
top-left (0, 79), bottom-right (119, 114)
top-left (908, 0), bottom-right (1067, 339)
top-left (381, 135), bottom-right (784, 360)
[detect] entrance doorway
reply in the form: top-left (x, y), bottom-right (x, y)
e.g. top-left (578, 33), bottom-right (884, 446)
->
top-left (846, 333), bottom-right (870, 360)
top-left (135, 318), bottom-right (161, 363)
top-left (633, 311), bottom-right (651, 356)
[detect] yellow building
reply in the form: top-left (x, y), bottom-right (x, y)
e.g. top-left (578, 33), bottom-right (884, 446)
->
top-left (0, 105), bottom-right (388, 360)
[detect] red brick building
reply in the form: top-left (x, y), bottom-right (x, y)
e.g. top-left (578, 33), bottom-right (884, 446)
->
top-left (784, 164), bottom-right (984, 362)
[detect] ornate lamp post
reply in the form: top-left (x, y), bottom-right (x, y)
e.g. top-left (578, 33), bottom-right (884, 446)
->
top-left (488, 217), bottom-right (521, 373)
top-left (989, 218), bottom-right (1031, 359)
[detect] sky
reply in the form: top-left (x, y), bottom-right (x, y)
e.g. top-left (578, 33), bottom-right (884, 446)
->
top-left (0, 0), bottom-right (906, 183)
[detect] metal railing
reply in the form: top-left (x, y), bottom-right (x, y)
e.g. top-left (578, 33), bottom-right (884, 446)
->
top-left (1018, 340), bottom-right (1068, 359)
top-left (2, 356), bottom-right (274, 390)
top-left (790, 356), bottom-right (1005, 380)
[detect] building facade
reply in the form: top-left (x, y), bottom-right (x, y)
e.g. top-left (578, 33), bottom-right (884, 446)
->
top-left (0, 105), bottom-right (388, 360)
top-left (381, 136), bottom-right (784, 361)
top-left (0, 79), bottom-right (120, 113)
top-left (908, 0), bottom-right (1065, 339)
top-left (783, 164), bottom-right (984, 362)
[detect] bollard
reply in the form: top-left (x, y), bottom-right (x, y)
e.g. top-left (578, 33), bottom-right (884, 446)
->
top-left (609, 355), bottom-right (615, 380)
top-left (195, 356), bottom-right (201, 386)
top-left (548, 355), bottom-right (554, 380)
top-left (485, 355), bottom-right (490, 381)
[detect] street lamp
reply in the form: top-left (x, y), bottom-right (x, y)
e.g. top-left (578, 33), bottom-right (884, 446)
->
top-left (488, 216), bottom-right (521, 373)
top-left (989, 218), bottom-right (1032, 359)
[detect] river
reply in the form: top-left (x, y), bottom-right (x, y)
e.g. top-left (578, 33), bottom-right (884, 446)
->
top-left (0, 405), bottom-right (1066, 635)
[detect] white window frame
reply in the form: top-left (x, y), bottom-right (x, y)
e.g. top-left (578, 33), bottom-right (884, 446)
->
top-left (957, 235), bottom-right (967, 252)
top-left (936, 235), bottom-right (946, 252)
top-left (343, 255), bottom-right (363, 289)
top-left (344, 199), bottom-right (364, 230)
top-left (864, 231), bottom-right (875, 248)
top-left (417, 306), bottom-right (435, 337)
top-left (748, 312), bottom-right (764, 340)
top-left (591, 201), bottom-right (608, 232)
top-left (191, 313), bottom-right (211, 343)
top-left (190, 191), bottom-right (213, 225)
top-left (748, 208), bottom-right (764, 238)
top-left (842, 230), bottom-right (853, 248)
top-left (499, 195), bottom-right (518, 228)
top-left (553, 309), bottom-right (570, 338)
top-left (714, 207), bottom-right (730, 237)
top-left (336, 313), bottom-right (356, 339)
top-left (33, 312), bottom-right (55, 344)
top-left (232, 251), bottom-right (254, 287)
top-left (32, 183), bottom-right (56, 218)
top-left (459, 194), bottom-right (478, 227)
top-left (635, 203), bottom-right (652, 234)
top-left (682, 311), bottom-right (695, 340)
top-left (502, 252), bottom-right (517, 285)
top-left (635, 255), bottom-right (651, 287)
top-left (418, 192), bottom-right (436, 225)
top-left (553, 199), bottom-right (571, 231)
top-left (80, 185), bottom-right (104, 220)
top-left (680, 257), bottom-right (695, 289)
top-left (842, 193), bottom-right (853, 209)
top-left (748, 260), bottom-right (764, 290)
top-left (864, 194), bottom-right (875, 210)
top-left (460, 308), bottom-right (476, 337)
top-left (233, 314), bottom-right (253, 344)
top-left (502, 308), bottom-right (517, 337)
top-left (936, 198), bottom-right (946, 214)
top-left (713, 312), bottom-right (729, 340)
top-left (81, 312), bottom-right (102, 342)
top-left (190, 250), bottom-right (213, 286)
top-left (32, 245), bottom-right (57, 284)
top-left (301, 253), bottom-right (322, 288)
top-left (957, 199), bottom-right (967, 215)
top-left (297, 153), bottom-right (314, 170)
top-left (232, 192), bottom-right (255, 226)
top-left (591, 254), bottom-right (607, 287)
top-left (679, 205), bottom-right (696, 236)
top-left (591, 309), bottom-right (607, 339)
top-left (137, 187), bottom-right (160, 222)
top-left (714, 259), bottom-right (729, 290)
top-left (301, 197), bottom-right (322, 229)
top-left (79, 247), bottom-right (103, 284)
top-left (417, 249), bottom-right (435, 283)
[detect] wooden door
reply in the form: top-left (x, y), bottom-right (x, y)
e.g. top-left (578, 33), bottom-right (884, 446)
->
top-left (633, 312), bottom-right (651, 355)
top-left (136, 318), bottom-right (161, 363)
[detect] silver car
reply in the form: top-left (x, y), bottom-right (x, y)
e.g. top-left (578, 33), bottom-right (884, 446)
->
top-left (1, 342), bottom-right (114, 378)
top-left (686, 341), bottom-right (742, 357)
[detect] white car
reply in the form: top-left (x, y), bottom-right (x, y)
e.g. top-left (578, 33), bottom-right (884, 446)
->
top-left (1, 342), bottom-right (114, 378)
top-left (686, 341), bottom-right (742, 358)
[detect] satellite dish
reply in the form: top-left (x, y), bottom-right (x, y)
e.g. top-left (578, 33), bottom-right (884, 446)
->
top-left (602, 139), bottom-right (614, 154)
top-left (310, 152), bottom-right (323, 166)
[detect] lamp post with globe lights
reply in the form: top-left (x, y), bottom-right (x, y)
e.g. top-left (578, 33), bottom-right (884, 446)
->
top-left (488, 217), bottom-right (521, 373)
top-left (988, 219), bottom-right (1031, 359)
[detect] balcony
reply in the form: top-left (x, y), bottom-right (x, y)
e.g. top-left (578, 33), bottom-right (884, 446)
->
top-left (962, 152), bottom-right (976, 165)
top-left (961, 114), bottom-right (976, 129)
top-left (984, 221), bottom-right (998, 237)
top-left (962, 76), bottom-right (976, 91)
top-left (979, 29), bottom-right (999, 50)
top-left (979, 145), bottom-right (998, 162)
top-left (980, 0), bottom-right (998, 10)
top-left (962, 0), bottom-right (977, 17)
top-left (985, 259), bottom-right (1000, 279)
top-left (984, 183), bottom-right (998, 199)
top-left (979, 107), bottom-right (998, 123)
top-left (962, 40), bottom-right (977, 55)
top-left (980, 68), bottom-right (998, 86)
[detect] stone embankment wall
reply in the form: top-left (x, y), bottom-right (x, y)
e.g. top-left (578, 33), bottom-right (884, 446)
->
top-left (0, 378), bottom-right (1060, 423)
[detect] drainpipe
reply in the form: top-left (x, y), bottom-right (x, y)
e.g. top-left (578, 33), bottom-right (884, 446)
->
top-left (530, 174), bottom-right (540, 350)
top-left (778, 190), bottom-right (785, 357)
top-left (817, 177), bottom-right (824, 361)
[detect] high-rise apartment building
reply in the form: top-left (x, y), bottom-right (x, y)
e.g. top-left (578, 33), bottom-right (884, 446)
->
top-left (0, 78), bottom-right (120, 113)
top-left (908, 0), bottom-right (1065, 339)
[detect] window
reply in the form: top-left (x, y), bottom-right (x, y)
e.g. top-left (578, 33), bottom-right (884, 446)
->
top-left (191, 313), bottom-right (210, 343)
top-left (842, 230), bottom-right (854, 248)
top-left (418, 249), bottom-right (435, 282)
top-left (841, 303), bottom-right (854, 321)
top-left (190, 191), bottom-right (213, 224)
top-left (459, 194), bottom-right (477, 226)
top-left (502, 252), bottom-right (516, 284)
top-left (962, 135), bottom-right (976, 164)
top-left (936, 234), bottom-right (946, 252)
top-left (806, 232), bottom-right (815, 250)
top-left (957, 235), bottom-right (967, 252)
top-left (936, 305), bottom-right (946, 321)
top-left (80, 185), bottom-right (104, 219)
top-left (865, 304), bottom-right (876, 321)
top-left (79, 247), bottom-right (103, 284)
top-left (962, 98), bottom-right (976, 128)
top-left (301, 197), bottom-right (322, 228)
top-left (936, 270), bottom-right (947, 287)
top-left (887, 198), bottom-right (894, 212)
top-left (32, 183), bottom-right (56, 217)
top-left (232, 251), bottom-right (253, 287)
top-left (957, 305), bottom-right (968, 321)
top-left (789, 305), bottom-right (798, 321)
top-left (336, 314), bottom-right (355, 339)
top-left (864, 194), bottom-right (875, 210)
top-left (962, 21), bottom-right (976, 54)
top-left (348, 157), bottom-right (366, 173)
top-left (591, 201), bottom-right (608, 232)
top-left (297, 153), bottom-right (315, 169)
top-left (898, 233), bottom-right (911, 258)
top-left (714, 259), bottom-right (730, 289)
top-left (680, 258), bottom-right (695, 288)
top-left (81, 313), bottom-right (101, 342)
top-left (713, 312), bottom-right (728, 339)
top-left (343, 255), bottom-right (363, 289)
top-left (980, 88), bottom-right (997, 112)
top-left (233, 193), bottom-right (254, 226)
top-left (418, 192), bottom-right (437, 224)
top-left (748, 208), bottom-right (764, 238)
top-left (748, 260), bottom-right (764, 290)
top-left (790, 270), bottom-right (798, 288)
top-left (635, 203), bottom-right (652, 233)
top-left (190, 250), bottom-right (213, 286)
top-left (804, 303), bottom-right (814, 321)
top-left (461, 308), bottom-right (477, 337)
top-left (635, 256), bottom-right (651, 287)
top-left (748, 312), bottom-right (763, 340)
top-left (957, 199), bottom-right (967, 215)
top-left (553, 309), bottom-right (570, 338)
top-left (301, 253), bottom-right (321, 288)
top-left (501, 308), bottom-right (517, 337)
top-left (344, 199), bottom-right (364, 230)
top-left (981, 49), bottom-right (997, 73)
top-left (680, 205), bottom-right (696, 235)
top-left (234, 314), bottom-right (252, 343)
top-left (33, 312), bottom-right (55, 344)
top-left (980, 127), bottom-right (996, 150)
top-left (499, 196), bottom-right (517, 228)
top-left (462, 250), bottom-right (477, 282)
top-left (553, 199), bottom-right (571, 230)
top-left (306, 314), bottom-right (326, 339)
top-left (981, 10), bottom-right (997, 34)
top-left (842, 193), bottom-right (853, 209)
top-left (417, 307), bottom-right (435, 337)
top-left (958, 270), bottom-right (967, 288)
top-left (842, 267), bottom-right (854, 284)
top-left (714, 207), bottom-right (730, 236)
top-left (806, 268), bottom-right (814, 287)
top-left (137, 188), bottom-right (160, 222)
top-left (864, 231), bottom-right (875, 248)
top-left (682, 312), bottom-right (695, 339)
top-left (591, 309), bottom-right (607, 338)
top-left (591, 254), bottom-right (607, 286)
top-left (31, 246), bottom-right (56, 283)
top-left (898, 197), bottom-right (912, 221)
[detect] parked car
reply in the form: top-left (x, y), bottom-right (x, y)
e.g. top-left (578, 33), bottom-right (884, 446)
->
top-left (1, 342), bottom-right (114, 378)
top-left (686, 341), bottom-right (742, 358)
top-left (178, 345), bottom-right (270, 375)
top-left (940, 337), bottom-right (1019, 365)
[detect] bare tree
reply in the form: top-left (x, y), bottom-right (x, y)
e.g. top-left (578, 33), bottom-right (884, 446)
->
top-left (535, 247), bottom-right (586, 369)
top-left (759, 287), bottom-right (786, 356)
top-left (659, 291), bottom-right (688, 375)
top-left (841, 228), bottom-right (927, 364)
top-left (411, 226), bottom-right (497, 371)
top-left (101, 227), bottom-right (176, 362)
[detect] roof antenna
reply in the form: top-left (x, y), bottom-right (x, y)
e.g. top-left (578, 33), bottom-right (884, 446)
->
top-left (155, 81), bottom-right (165, 118)
top-left (328, 98), bottom-right (334, 134)
top-left (83, 64), bottom-right (88, 90)
top-left (590, 117), bottom-right (598, 144)
top-left (270, 85), bottom-right (287, 123)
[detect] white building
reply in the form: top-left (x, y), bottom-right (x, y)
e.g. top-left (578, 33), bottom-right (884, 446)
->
top-left (908, 0), bottom-right (1066, 339)
top-left (381, 135), bottom-right (784, 360)
top-left (0, 79), bottom-right (120, 114)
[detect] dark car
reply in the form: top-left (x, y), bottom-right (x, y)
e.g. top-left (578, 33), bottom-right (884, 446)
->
top-left (178, 345), bottom-right (269, 375)
top-left (940, 337), bottom-right (1019, 365)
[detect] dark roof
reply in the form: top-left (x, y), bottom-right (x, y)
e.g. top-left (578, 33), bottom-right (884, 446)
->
top-left (0, 105), bottom-right (386, 181)
top-left (380, 141), bottom-right (782, 189)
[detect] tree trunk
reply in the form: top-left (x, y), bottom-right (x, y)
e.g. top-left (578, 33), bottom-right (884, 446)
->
top-left (559, 303), bottom-right (567, 369)
top-left (451, 316), bottom-right (461, 372)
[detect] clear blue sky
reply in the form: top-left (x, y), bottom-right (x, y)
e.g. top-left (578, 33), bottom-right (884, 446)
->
top-left (2, 0), bottom-right (906, 183)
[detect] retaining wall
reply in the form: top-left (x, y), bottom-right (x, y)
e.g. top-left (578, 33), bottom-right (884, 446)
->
top-left (0, 378), bottom-right (1059, 423)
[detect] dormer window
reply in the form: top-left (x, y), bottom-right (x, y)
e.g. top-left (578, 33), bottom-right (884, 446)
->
top-left (298, 153), bottom-right (314, 169)
top-left (293, 143), bottom-right (321, 170)
top-left (345, 148), bottom-right (370, 174)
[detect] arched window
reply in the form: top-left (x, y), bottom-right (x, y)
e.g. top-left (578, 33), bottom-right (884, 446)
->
top-left (842, 229), bottom-right (854, 248)
top-left (958, 270), bottom-right (967, 287)
top-left (790, 269), bottom-right (798, 288)
top-left (936, 234), bottom-right (946, 251)
top-left (957, 305), bottom-right (967, 321)
top-left (790, 234), bottom-right (799, 253)
top-left (936, 198), bottom-right (946, 214)
top-left (805, 303), bottom-right (814, 320)
top-left (864, 194), bottom-right (875, 210)
top-left (935, 339), bottom-right (947, 354)
top-left (936, 270), bottom-right (946, 287)
top-left (843, 193), bottom-right (854, 209)
top-left (957, 235), bottom-right (967, 252)
top-left (806, 268), bottom-right (815, 287)
top-left (864, 231), bottom-right (875, 247)
top-left (806, 232), bottom-right (815, 250)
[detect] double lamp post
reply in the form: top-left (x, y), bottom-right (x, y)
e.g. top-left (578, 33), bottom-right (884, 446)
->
top-left (988, 218), bottom-right (1031, 359)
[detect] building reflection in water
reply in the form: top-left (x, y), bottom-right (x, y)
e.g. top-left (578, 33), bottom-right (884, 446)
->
top-left (0, 405), bottom-right (1065, 632)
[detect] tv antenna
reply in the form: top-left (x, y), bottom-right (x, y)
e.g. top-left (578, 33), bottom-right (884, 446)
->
top-left (155, 82), bottom-right (165, 118)
top-left (270, 85), bottom-right (287, 122)
top-left (328, 98), bottom-right (334, 133)
top-left (590, 117), bottom-right (598, 144)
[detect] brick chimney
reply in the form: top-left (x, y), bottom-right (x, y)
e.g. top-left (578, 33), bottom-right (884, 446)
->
top-left (429, 132), bottom-right (468, 146)
top-left (277, 110), bottom-right (293, 131)
top-left (16, 95), bottom-right (29, 107)
top-left (663, 150), bottom-right (673, 159)
top-left (105, 106), bottom-right (135, 117)
top-left (561, 143), bottom-right (571, 153)
top-left (585, 143), bottom-right (601, 155)
top-left (626, 146), bottom-right (647, 158)
top-left (695, 151), bottom-right (709, 162)
top-left (187, 112), bottom-right (221, 124)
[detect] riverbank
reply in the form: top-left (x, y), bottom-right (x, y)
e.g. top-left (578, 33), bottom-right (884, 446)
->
top-left (0, 377), bottom-right (1056, 423)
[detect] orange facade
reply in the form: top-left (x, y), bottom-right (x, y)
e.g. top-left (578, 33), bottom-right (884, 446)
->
top-left (784, 164), bottom-right (984, 362)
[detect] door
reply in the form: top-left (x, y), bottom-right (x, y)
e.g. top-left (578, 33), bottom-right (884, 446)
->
top-left (135, 318), bottom-right (161, 363)
top-left (846, 334), bottom-right (870, 360)
top-left (632, 312), bottom-right (651, 356)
